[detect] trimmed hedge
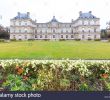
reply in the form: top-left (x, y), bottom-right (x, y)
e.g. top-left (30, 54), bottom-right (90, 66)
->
top-left (0, 60), bottom-right (110, 91)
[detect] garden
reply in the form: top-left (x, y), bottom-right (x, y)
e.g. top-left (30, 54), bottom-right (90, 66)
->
top-left (0, 59), bottom-right (110, 91)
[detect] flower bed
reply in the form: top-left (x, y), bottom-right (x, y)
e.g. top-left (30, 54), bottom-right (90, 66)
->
top-left (0, 59), bottom-right (110, 91)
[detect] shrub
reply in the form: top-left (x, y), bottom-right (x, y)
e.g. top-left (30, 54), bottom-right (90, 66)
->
top-left (10, 39), bottom-right (16, 41)
top-left (43, 39), bottom-right (50, 41)
top-left (94, 39), bottom-right (101, 41)
top-left (0, 39), bottom-right (5, 42)
top-left (28, 39), bottom-right (34, 41)
top-left (59, 39), bottom-right (66, 41)
top-left (88, 38), bottom-right (92, 41)
top-left (74, 39), bottom-right (81, 41)
top-left (0, 60), bottom-right (110, 91)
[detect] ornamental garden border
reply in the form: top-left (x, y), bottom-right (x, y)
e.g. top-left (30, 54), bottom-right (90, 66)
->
top-left (0, 59), bottom-right (110, 91)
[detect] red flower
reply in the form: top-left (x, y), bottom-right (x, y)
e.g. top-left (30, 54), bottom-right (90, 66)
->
top-left (17, 68), bottom-right (23, 75)
top-left (100, 73), bottom-right (109, 79)
top-left (23, 76), bottom-right (28, 81)
top-left (15, 66), bottom-right (19, 70)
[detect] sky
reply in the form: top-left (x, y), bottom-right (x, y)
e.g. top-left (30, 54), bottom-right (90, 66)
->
top-left (0, 0), bottom-right (110, 29)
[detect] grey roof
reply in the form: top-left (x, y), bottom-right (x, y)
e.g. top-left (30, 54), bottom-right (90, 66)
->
top-left (13, 12), bottom-right (30, 19)
top-left (50, 16), bottom-right (59, 22)
top-left (79, 11), bottom-right (97, 19)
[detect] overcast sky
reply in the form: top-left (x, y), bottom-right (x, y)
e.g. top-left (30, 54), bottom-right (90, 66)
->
top-left (0, 0), bottom-right (110, 29)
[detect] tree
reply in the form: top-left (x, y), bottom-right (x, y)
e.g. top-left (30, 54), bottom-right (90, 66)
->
top-left (0, 25), bottom-right (9, 39)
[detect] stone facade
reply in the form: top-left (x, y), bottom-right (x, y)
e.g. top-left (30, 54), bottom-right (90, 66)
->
top-left (10, 11), bottom-right (100, 40)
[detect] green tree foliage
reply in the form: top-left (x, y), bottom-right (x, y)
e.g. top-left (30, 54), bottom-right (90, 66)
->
top-left (0, 25), bottom-right (9, 39)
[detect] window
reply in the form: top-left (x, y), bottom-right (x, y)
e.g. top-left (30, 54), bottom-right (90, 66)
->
top-left (35, 30), bottom-right (37, 33)
top-left (72, 30), bottom-right (73, 34)
top-left (13, 30), bottom-right (15, 33)
top-left (53, 35), bottom-right (55, 38)
top-left (45, 35), bottom-right (47, 38)
top-left (40, 35), bottom-right (42, 38)
top-left (35, 35), bottom-right (37, 38)
top-left (79, 20), bottom-right (82, 25)
top-left (82, 28), bottom-right (85, 33)
top-left (25, 23), bottom-right (27, 26)
top-left (13, 22), bottom-right (15, 26)
top-left (13, 35), bottom-right (15, 39)
top-left (94, 35), bottom-right (97, 38)
top-left (25, 30), bottom-right (27, 33)
top-left (84, 21), bottom-right (88, 25)
top-left (66, 35), bottom-right (68, 38)
top-left (82, 21), bottom-right (84, 25)
top-left (19, 35), bottom-right (21, 40)
top-left (89, 30), bottom-right (91, 33)
top-left (19, 30), bottom-right (21, 33)
top-left (25, 35), bottom-right (27, 39)
top-left (19, 22), bottom-right (21, 26)
top-left (82, 30), bottom-right (84, 33)
top-left (40, 30), bottom-right (42, 33)
top-left (66, 30), bottom-right (68, 33)
top-left (91, 20), bottom-right (94, 25)
top-left (53, 29), bottom-right (55, 33)
top-left (82, 35), bottom-right (84, 39)
top-left (94, 28), bottom-right (96, 32)
top-left (61, 35), bottom-right (63, 38)
top-left (71, 35), bottom-right (74, 38)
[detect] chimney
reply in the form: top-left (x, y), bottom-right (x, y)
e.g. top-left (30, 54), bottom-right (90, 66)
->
top-left (89, 11), bottom-right (92, 13)
top-left (27, 12), bottom-right (30, 18)
top-left (35, 19), bottom-right (37, 23)
top-left (18, 12), bottom-right (20, 17)
top-left (71, 19), bottom-right (74, 23)
top-left (79, 11), bottom-right (82, 15)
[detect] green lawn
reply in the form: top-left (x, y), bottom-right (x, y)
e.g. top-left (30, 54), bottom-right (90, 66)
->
top-left (0, 40), bottom-right (110, 59)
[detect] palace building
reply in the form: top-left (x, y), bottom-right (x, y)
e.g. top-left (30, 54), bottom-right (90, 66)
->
top-left (10, 11), bottom-right (100, 40)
